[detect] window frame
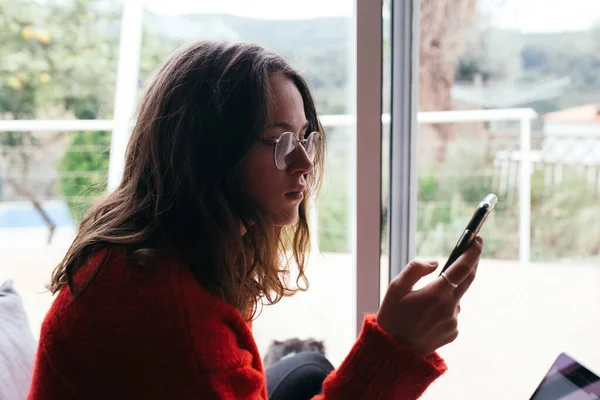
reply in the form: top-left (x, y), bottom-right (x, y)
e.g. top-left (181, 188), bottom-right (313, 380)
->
top-left (354, 0), bottom-right (420, 334)
top-left (108, 0), bottom-right (420, 336)
top-left (387, 0), bottom-right (420, 278)
top-left (354, 0), bottom-right (384, 334)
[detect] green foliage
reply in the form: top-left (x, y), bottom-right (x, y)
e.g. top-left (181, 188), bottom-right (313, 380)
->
top-left (416, 170), bottom-right (452, 232)
top-left (455, 22), bottom-right (600, 116)
top-left (0, 0), bottom-right (122, 119)
top-left (57, 131), bottom-right (110, 221)
top-left (317, 133), bottom-right (600, 263)
top-left (456, 28), bottom-right (524, 84)
top-left (445, 140), bottom-right (493, 203)
top-left (531, 168), bottom-right (600, 262)
top-left (0, 0), bottom-right (120, 217)
top-left (418, 169), bottom-right (440, 201)
top-left (317, 127), bottom-right (350, 252)
top-left (413, 139), bottom-right (511, 258)
top-left (318, 179), bottom-right (348, 252)
top-left (141, 12), bottom-right (350, 115)
top-left (0, 0), bottom-right (171, 219)
top-left (520, 29), bottom-right (600, 85)
top-left (2, 0), bottom-right (599, 263)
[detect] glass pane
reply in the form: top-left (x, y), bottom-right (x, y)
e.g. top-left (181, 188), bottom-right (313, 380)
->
top-left (1, 0), bottom-right (358, 371)
top-left (141, 1), bottom-right (358, 369)
top-left (0, 0), bottom-right (122, 334)
top-left (415, 1), bottom-right (600, 399)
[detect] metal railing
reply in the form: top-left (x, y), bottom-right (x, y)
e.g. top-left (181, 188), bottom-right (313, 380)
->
top-left (0, 108), bottom-right (538, 261)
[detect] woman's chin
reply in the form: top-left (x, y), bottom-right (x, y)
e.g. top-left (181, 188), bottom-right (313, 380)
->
top-left (271, 209), bottom-right (299, 227)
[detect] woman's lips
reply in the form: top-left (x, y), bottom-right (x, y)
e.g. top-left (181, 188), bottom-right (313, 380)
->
top-left (285, 191), bottom-right (304, 201)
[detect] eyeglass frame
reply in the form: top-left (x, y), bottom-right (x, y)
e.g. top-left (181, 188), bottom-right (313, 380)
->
top-left (257, 130), bottom-right (321, 170)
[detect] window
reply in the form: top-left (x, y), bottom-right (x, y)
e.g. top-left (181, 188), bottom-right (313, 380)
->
top-left (0, 0), bottom-right (123, 333)
top-left (5, 2), bottom-right (595, 398)
top-left (407, 0), bottom-right (600, 398)
top-left (1, 0), bottom-right (364, 368)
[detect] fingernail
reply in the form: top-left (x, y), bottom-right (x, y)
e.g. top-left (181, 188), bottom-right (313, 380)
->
top-left (476, 237), bottom-right (483, 244)
top-left (429, 261), bottom-right (439, 267)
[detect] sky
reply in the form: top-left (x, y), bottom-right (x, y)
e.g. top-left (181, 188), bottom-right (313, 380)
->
top-left (481, 0), bottom-right (600, 33)
top-left (143, 0), bottom-right (600, 33)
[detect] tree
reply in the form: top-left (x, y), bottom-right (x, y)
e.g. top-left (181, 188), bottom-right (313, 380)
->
top-left (0, 0), bottom-right (122, 117)
top-left (0, 0), bottom-right (121, 240)
top-left (419, 0), bottom-right (479, 163)
top-left (54, 7), bottom-right (171, 222)
top-left (57, 130), bottom-right (110, 221)
top-left (456, 28), bottom-right (524, 84)
top-left (0, 0), bottom-right (172, 231)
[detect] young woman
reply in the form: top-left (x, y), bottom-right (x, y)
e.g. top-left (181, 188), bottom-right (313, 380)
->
top-left (28, 41), bottom-right (482, 400)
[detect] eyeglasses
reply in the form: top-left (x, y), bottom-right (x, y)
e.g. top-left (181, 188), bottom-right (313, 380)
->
top-left (258, 131), bottom-right (321, 170)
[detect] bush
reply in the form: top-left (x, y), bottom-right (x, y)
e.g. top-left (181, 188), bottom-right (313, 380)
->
top-left (316, 135), bottom-right (600, 263)
top-left (57, 130), bottom-right (110, 221)
top-left (414, 139), bottom-right (514, 258)
top-left (317, 127), bottom-right (350, 252)
top-left (530, 168), bottom-right (600, 262)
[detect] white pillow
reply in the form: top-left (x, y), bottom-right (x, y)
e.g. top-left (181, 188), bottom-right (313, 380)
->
top-left (0, 279), bottom-right (37, 400)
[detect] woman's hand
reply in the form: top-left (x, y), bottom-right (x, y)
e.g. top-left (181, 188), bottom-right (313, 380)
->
top-left (377, 237), bottom-right (483, 356)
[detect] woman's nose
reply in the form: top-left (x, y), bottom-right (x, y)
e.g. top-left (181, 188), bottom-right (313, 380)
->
top-left (288, 143), bottom-right (314, 175)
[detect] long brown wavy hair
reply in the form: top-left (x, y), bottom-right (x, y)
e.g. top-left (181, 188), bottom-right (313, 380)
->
top-left (49, 41), bottom-right (326, 319)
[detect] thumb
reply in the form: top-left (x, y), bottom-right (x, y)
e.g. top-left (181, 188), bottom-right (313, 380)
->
top-left (393, 260), bottom-right (438, 295)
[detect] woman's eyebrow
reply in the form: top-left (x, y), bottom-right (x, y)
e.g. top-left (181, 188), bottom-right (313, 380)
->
top-left (268, 120), bottom-right (309, 131)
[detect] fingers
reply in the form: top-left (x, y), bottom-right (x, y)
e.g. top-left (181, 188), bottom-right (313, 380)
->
top-left (392, 259), bottom-right (439, 295)
top-left (436, 237), bottom-right (483, 291)
top-left (454, 260), bottom-right (479, 299)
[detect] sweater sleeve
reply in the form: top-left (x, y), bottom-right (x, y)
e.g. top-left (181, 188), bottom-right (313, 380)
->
top-left (314, 314), bottom-right (447, 399)
top-left (179, 314), bottom-right (446, 400)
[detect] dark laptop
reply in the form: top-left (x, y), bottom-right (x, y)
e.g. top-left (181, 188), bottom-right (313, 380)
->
top-left (529, 353), bottom-right (600, 399)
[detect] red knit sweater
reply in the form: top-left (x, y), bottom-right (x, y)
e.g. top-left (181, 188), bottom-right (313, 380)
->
top-left (28, 248), bottom-right (447, 399)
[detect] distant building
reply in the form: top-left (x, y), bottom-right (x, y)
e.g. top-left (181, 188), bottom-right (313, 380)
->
top-left (541, 104), bottom-right (600, 165)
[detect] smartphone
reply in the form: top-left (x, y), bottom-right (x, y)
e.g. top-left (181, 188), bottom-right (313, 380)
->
top-left (440, 193), bottom-right (498, 274)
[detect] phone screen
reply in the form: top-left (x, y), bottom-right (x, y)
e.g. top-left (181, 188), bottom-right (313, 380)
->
top-left (530, 353), bottom-right (600, 400)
